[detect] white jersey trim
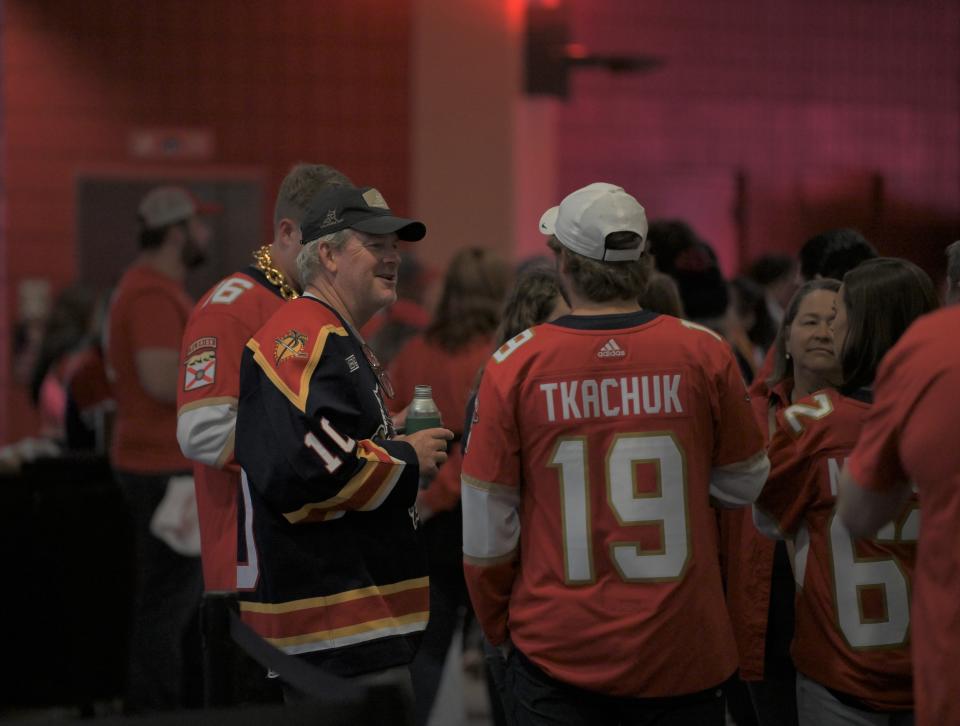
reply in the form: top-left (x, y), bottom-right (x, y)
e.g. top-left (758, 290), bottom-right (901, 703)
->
top-left (462, 475), bottom-right (521, 561)
top-left (709, 450), bottom-right (770, 507)
top-left (177, 399), bottom-right (237, 467)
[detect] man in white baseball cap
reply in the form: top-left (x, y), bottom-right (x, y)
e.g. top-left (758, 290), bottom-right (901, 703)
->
top-left (538, 181), bottom-right (649, 262)
top-left (462, 182), bottom-right (769, 725)
top-left (105, 184), bottom-right (217, 711)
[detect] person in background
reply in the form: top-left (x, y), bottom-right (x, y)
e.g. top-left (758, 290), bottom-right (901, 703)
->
top-left (388, 246), bottom-right (511, 725)
top-left (639, 268), bottom-right (685, 318)
top-left (731, 275), bottom-right (776, 363)
top-left (234, 184), bottom-right (452, 695)
top-left (838, 247), bottom-right (960, 726)
top-left (753, 258), bottom-right (938, 726)
top-left (106, 185), bottom-right (214, 712)
top-left (817, 233), bottom-right (878, 283)
top-left (751, 228), bottom-right (877, 402)
top-left (723, 279), bottom-right (842, 726)
top-left (463, 182), bottom-right (769, 725)
top-left (177, 163), bottom-right (349, 596)
top-left (747, 254), bottom-right (798, 330)
top-left (28, 284), bottom-right (99, 439)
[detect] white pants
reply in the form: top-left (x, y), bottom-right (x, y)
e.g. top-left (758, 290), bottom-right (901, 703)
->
top-left (796, 673), bottom-right (914, 726)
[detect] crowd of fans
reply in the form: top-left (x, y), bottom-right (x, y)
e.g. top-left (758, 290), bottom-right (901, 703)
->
top-left (6, 166), bottom-right (960, 726)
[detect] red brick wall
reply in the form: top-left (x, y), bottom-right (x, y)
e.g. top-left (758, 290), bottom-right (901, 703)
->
top-left (557, 0), bottom-right (960, 276)
top-left (1, 0), bottom-right (412, 442)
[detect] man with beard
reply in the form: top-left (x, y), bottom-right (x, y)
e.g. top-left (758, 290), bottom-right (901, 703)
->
top-left (106, 185), bottom-right (214, 713)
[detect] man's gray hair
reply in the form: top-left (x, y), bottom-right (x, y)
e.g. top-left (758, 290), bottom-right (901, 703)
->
top-left (297, 229), bottom-right (353, 289)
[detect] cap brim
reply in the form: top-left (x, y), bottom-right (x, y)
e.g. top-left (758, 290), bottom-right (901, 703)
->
top-left (352, 215), bottom-right (426, 242)
top-left (539, 206), bottom-right (559, 235)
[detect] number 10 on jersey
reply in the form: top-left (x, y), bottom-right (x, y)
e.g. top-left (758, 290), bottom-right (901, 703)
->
top-left (548, 433), bottom-right (691, 585)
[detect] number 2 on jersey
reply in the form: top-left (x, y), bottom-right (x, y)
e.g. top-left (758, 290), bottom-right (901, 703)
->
top-left (549, 433), bottom-right (690, 585)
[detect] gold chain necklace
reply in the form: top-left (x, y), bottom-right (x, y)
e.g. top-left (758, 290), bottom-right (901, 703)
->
top-left (253, 245), bottom-right (299, 300)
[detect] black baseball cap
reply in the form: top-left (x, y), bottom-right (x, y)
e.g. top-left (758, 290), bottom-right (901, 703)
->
top-left (300, 185), bottom-right (426, 243)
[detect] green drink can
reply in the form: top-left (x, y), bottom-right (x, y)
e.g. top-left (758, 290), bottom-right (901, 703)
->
top-left (405, 384), bottom-right (442, 433)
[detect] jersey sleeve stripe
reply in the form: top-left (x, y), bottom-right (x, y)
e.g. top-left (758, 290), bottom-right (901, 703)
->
top-left (282, 440), bottom-right (407, 523)
top-left (215, 427), bottom-right (236, 469)
top-left (240, 576), bottom-right (430, 614)
top-left (709, 450), bottom-right (770, 506)
top-left (263, 613), bottom-right (429, 656)
top-left (177, 401), bottom-right (237, 467)
top-left (462, 473), bottom-right (518, 497)
top-left (462, 475), bottom-right (521, 560)
top-left (240, 577), bottom-right (430, 654)
top-left (246, 324), bottom-right (347, 413)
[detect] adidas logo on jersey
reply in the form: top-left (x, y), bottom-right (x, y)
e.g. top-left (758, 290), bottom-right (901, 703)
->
top-left (597, 338), bottom-right (626, 359)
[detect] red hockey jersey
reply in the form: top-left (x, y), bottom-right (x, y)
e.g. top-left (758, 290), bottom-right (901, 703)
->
top-left (755, 388), bottom-right (916, 711)
top-left (462, 311), bottom-right (768, 697)
top-left (176, 268), bottom-right (285, 591)
top-left (848, 307), bottom-right (960, 725)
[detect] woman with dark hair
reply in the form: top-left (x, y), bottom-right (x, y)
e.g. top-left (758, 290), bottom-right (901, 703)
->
top-left (388, 247), bottom-right (511, 726)
top-left (833, 258), bottom-right (940, 395)
top-left (753, 258), bottom-right (938, 725)
top-left (495, 265), bottom-right (570, 343)
top-left (724, 279), bottom-right (842, 726)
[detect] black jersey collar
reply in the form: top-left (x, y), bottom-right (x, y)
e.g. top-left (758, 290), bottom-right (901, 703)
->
top-left (550, 310), bottom-right (660, 331)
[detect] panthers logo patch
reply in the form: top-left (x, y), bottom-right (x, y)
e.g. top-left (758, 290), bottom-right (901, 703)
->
top-left (274, 330), bottom-right (309, 366)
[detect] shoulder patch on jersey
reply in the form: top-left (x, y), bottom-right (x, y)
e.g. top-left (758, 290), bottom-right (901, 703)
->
top-left (247, 324), bottom-right (348, 412)
top-left (183, 337), bottom-right (217, 391)
top-left (493, 329), bottom-right (534, 363)
top-left (273, 329), bottom-right (309, 366)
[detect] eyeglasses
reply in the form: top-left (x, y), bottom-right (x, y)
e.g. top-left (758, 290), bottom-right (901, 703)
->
top-left (361, 343), bottom-right (395, 399)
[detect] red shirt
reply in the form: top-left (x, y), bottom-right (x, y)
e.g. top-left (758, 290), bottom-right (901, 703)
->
top-left (177, 268), bottom-right (286, 591)
top-left (462, 312), bottom-right (767, 697)
top-left (847, 306), bottom-right (960, 726)
top-left (389, 334), bottom-right (491, 513)
top-left (756, 388), bottom-right (915, 711)
top-left (721, 377), bottom-right (792, 680)
top-left (107, 264), bottom-right (193, 473)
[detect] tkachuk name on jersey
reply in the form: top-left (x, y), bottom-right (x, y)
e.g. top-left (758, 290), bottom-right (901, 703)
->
top-left (539, 374), bottom-right (683, 422)
top-left (597, 338), bottom-right (626, 359)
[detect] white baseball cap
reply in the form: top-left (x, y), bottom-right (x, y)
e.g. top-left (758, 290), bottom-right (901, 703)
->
top-left (138, 186), bottom-right (218, 230)
top-left (539, 182), bottom-right (648, 262)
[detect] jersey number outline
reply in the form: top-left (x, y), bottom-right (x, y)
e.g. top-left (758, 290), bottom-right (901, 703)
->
top-left (207, 277), bottom-right (254, 306)
top-left (829, 507), bottom-right (918, 650)
top-left (548, 433), bottom-right (690, 585)
top-left (783, 392), bottom-right (834, 435)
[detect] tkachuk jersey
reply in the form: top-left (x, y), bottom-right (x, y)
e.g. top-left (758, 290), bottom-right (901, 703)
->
top-left (462, 311), bottom-right (769, 698)
top-left (754, 388), bottom-right (916, 711)
top-left (176, 267), bottom-right (286, 592)
top-left (234, 295), bottom-right (428, 676)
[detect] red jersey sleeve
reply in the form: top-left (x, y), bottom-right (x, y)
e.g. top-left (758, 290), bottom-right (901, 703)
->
top-left (176, 275), bottom-right (278, 470)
